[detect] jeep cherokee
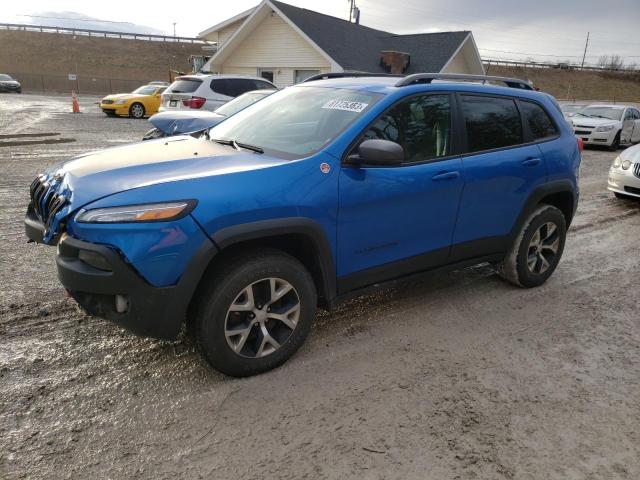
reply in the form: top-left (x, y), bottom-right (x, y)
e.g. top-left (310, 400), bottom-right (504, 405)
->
top-left (25, 73), bottom-right (581, 377)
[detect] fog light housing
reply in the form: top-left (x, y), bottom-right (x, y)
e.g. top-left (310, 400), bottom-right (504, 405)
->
top-left (78, 250), bottom-right (112, 271)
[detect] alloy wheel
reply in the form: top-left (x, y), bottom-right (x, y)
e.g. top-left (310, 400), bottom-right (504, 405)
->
top-left (131, 104), bottom-right (144, 118)
top-left (527, 222), bottom-right (560, 274)
top-left (224, 278), bottom-right (301, 358)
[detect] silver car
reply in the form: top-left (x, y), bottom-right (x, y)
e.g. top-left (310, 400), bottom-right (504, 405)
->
top-left (160, 74), bottom-right (276, 112)
top-left (608, 143), bottom-right (640, 199)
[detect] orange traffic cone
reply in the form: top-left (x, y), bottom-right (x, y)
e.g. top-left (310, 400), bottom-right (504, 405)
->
top-left (71, 90), bottom-right (80, 114)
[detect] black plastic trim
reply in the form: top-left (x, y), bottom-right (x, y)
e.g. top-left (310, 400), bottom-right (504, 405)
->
top-left (57, 234), bottom-right (218, 340)
top-left (212, 217), bottom-right (337, 303)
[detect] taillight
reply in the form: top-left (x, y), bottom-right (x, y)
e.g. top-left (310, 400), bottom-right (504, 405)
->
top-left (577, 137), bottom-right (584, 152)
top-left (182, 96), bottom-right (206, 109)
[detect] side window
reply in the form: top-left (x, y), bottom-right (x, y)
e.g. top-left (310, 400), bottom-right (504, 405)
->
top-left (634, 109), bottom-right (640, 120)
top-left (211, 79), bottom-right (233, 97)
top-left (624, 109), bottom-right (634, 121)
top-left (519, 100), bottom-right (558, 141)
top-left (461, 95), bottom-right (523, 153)
top-left (361, 94), bottom-right (451, 163)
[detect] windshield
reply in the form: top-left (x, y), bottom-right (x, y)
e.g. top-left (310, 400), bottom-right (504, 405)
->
top-left (166, 79), bottom-right (202, 94)
top-left (576, 106), bottom-right (624, 121)
top-left (209, 86), bottom-right (382, 159)
top-left (0, 74), bottom-right (13, 81)
top-left (214, 91), bottom-right (273, 117)
top-left (132, 85), bottom-right (157, 95)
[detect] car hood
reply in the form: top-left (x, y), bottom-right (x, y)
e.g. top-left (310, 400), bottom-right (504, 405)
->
top-left (620, 143), bottom-right (640, 163)
top-left (149, 110), bottom-right (226, 134)
top-left (571, 116), bottom-right (620, 127)
top-left (35, 136), bottom-right (287, 242)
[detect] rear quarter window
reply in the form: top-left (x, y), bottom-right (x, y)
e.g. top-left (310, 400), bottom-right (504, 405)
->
top-left (519, 101), bottom-right (558, 141)
top-left (211, 79), bottom-right (258, 98)
top-left (461, 95), bottom-right (523, 153)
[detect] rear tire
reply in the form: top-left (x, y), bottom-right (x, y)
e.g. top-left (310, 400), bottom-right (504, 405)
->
top-left (498, 204), bottom-right (567, 288)
top-left (129, 102), bottom-right (145, 119)
top-left (192, 249), bottom-right (317, 377)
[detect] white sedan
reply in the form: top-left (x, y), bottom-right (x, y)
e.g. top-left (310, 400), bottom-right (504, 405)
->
top-left (608, 143), bottom-right (640, 200)
top-left (571, 104), bottom-right (640, 150)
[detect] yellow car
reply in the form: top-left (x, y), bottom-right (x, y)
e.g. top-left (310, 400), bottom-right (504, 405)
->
top-left (100, 85), bottom-right (167, 119)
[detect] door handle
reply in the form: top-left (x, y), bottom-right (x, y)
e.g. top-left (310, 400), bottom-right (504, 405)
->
top-left (521, 157), bottom-right (542, 167)
top-left (431, 171), bottom-right (460, 181)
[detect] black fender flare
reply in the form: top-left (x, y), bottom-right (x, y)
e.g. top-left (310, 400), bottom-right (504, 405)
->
top-left (509, 179), bottom-right (578, 243)
top-left (211, 217), bottom-right (337, 304)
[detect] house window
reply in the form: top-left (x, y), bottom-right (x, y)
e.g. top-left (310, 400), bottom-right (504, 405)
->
top-left (294, 70), bottom-right (321, 84)
top-left (258, 68), bottom-right (275, 83)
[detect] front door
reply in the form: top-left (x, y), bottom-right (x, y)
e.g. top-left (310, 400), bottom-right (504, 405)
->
top-left (622, 107), bottom-right (640, 143)
top-left (337, 94), bottom-right (464, 291)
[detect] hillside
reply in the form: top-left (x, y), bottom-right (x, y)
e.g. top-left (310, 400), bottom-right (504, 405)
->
top-left (485, 65), bottom-right (640, 101)
top-left (0, 30), bottom-right (207, 93)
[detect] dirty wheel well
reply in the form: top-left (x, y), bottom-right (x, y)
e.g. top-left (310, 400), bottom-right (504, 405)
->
top-left (540, 191), bottom-right (574, 225)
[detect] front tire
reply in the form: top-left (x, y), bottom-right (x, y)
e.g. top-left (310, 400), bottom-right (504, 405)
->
top-left (498, 204), bottom-right (567, 288)
top-left (193, 249), bottom-right (317, 377)
top-left (129, 102), bottom-right (145, 119)
top-left (609, 131), bottom-right (621, 151)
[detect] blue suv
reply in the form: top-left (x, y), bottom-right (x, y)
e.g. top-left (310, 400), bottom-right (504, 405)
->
top-left (25, 73), bottom-right (581, 376)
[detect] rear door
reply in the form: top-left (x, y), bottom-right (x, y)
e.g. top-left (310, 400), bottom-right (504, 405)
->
top-left (451, 94), bottom-right (550, 261)
top-left (337, 93), bottom-right (464, 290)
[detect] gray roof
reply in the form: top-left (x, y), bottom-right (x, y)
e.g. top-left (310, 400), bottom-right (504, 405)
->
top-left (271, 0), bottom-right (470, 73)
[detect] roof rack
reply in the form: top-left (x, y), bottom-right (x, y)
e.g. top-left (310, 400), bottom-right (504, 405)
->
top-left (302, 72), bottom-right (404, 83)
top-left (395, 73), bottom-right (534, 90)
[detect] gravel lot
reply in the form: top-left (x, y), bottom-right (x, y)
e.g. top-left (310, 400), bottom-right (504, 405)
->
top-left (1, 93), bottom-right (639, 480)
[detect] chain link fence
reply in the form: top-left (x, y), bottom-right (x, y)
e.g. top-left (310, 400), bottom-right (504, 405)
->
top-left (9, 72), bottom-right (166, 95)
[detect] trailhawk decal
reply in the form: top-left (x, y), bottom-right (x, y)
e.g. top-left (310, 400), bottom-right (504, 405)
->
top-left (322, 100), bottom-right (369, 113)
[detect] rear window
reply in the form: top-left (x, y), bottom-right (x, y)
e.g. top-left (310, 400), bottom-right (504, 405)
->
top-left (520, 101), bottom-right (558, 141)
top-left (461, 95), bottom-right (523, 153)
top-left (166, 79), bottom-right (202, 94)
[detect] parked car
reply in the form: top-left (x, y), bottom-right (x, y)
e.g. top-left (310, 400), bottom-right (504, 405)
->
top-left (24, 73), bottom-right (580, 377)
top-left (608, 143), bottom-right (640, 200)
top-left (160, 74), bottom-right (276, 112)
top-left (143, 89), bottom-right (275, 140)
top-left (571, 104), bottom-right (640, 150)
top-left (99, 84), bottom-right (167, 119)
top-left (560, 103), bottom-right (588, 120)
top-left (0, 74), bottom-right (21, 93)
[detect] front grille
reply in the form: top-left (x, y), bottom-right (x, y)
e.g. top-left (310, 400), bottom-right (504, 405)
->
top-left (29, 175), bottom-right (68, 229)
top-left (634, 162), bottom-right (640, 179)
top-left (624, 186), bottom-right (640, 195)
top-left (573, 125), bottom-right (593, 129)
top-left (574, 130), bottom-right (591, 135)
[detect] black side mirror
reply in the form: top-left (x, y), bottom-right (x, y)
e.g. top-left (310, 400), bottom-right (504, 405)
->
top-left (349, 139), bottom-right (404, 166)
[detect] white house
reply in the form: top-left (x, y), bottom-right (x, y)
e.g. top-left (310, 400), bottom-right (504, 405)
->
top-left (199, 0), bottom-right (484, 88)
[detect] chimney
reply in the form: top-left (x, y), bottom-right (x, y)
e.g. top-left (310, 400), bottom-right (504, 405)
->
top-left (380, 51), bottom-right (410, 74)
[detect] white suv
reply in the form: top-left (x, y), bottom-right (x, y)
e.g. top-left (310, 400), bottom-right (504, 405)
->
top-left (160, 74), bottom-right (277, 112)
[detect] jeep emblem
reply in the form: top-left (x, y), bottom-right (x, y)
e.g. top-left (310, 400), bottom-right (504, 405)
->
top-left (320, 162), bottom-right (331, 174)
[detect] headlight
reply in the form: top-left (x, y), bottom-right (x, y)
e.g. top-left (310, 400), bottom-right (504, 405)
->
top-left (622, 160), bottom-right (632, 170)
top-left (116, 99), bottom-right (128, 104)
top-left (595, 124), bottom-right (616, 132)
top-left (613, 156), bottom-right (622, 168)
top-left (76, 201), bottom-right (195, 223)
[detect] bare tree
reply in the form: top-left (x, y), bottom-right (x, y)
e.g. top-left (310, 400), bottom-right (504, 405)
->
top-left (607, 55), bottom-right (625, 70)
top-left (597, 55), bottom-right (610, 68)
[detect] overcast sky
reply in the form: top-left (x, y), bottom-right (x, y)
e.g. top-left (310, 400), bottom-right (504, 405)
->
top-left (3, 0), bottom-right (639, 67)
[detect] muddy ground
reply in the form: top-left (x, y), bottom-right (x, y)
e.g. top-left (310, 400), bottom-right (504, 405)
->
top-left (1, 93), bottom-right (639, 480)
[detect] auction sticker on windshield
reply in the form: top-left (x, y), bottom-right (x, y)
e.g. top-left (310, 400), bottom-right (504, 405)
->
top-left (322, 100), bottom-right (369, 113)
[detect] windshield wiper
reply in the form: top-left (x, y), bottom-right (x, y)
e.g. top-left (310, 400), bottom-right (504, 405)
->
top-left (212, 138), bottom-right (263, 154)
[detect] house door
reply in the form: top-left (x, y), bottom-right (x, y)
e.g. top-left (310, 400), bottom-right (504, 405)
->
top-left (258, 68), bottom-right (274, 83)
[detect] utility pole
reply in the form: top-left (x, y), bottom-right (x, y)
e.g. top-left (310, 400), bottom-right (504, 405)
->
top-left (581, 32), bottom-right (590, 70)
top-left (348, 0), bottom-right (354, 22)
top-left (173, 22), bottom-right (177, 37)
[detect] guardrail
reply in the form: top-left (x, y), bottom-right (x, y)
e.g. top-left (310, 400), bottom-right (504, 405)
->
top-left (0, 22), bottom-right (210, 44)
top-left (8, 72), bottom-right (163, 95)
top-left (483, 58), bottom-right (640, 74)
